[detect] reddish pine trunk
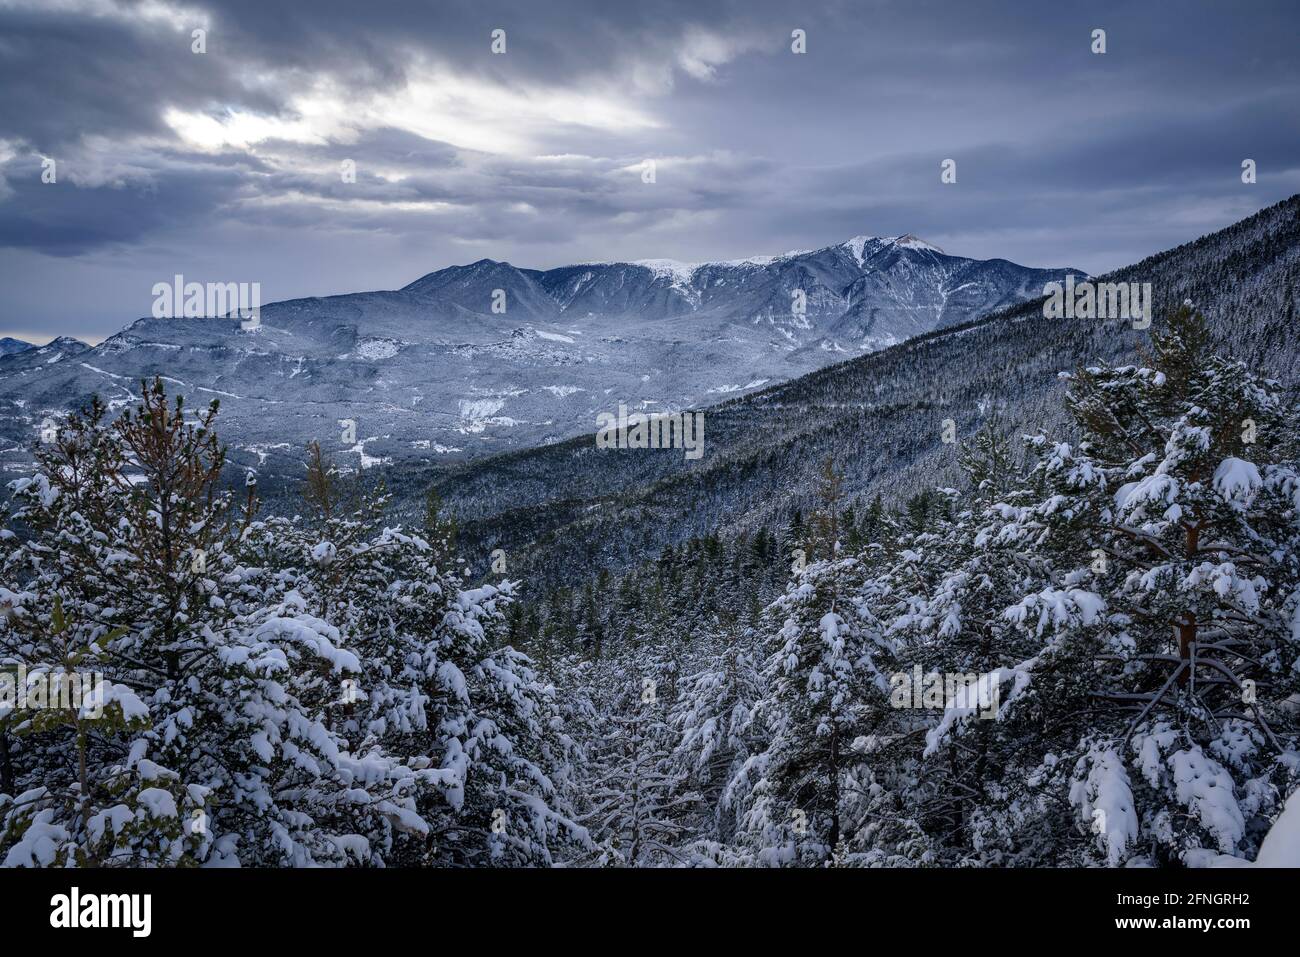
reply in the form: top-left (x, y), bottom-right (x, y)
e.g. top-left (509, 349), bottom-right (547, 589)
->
top-left (1176, 519), bottom-right (1200, 687)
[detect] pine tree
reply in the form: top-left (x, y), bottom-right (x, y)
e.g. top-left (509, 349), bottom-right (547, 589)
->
top-left (992, 307), bottom-right (1300, 863)
top-left (732, 552), bottom-right (895, 865)
top-left (809, 457), bottom-right (845, 561)
top-left (580, 667), bottom-right (693, 866)
top-left (267, 443), bottom-right (586, 865)
top-left (671, 623), bottom-right (765, 847)
top-left (2, 382), bottom-right (430, 866)
top-left (421, 484), bottom-right (458, 570)
top-left (957, 419), bottom-right (1018, 505)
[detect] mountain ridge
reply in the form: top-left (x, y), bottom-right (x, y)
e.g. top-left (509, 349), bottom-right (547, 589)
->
top-left (0, 232), bottom-right (1078, 480)
top-left (408, 194), bottom-right (1300, 590)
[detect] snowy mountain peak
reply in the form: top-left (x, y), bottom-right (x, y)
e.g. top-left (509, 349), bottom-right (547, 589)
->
top-left (841, 233), bottom-right (943, 262)
top-left (0, 230), bottom-right (1080, 479)
top-left (0, 336), bottom-right (33, 357)
top-left (631, 259), bottom-right (700, 285)
top-left (40, 336), bottom-right (88, 351)
top-left (892, 234), bottom-right (943, 253)
top-left (841, 235), bottom-right (879, 266)
top-left (626, 232), bottom-right (942, 275)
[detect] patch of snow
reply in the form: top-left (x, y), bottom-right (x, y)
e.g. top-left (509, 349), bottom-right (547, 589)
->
top-left (633, 259), bottom-right (699, 285)
top-left (892, 234), bottom-right (944, 253)
top-left (706, 379), bottom-right (769, 394)
top-left (1255, 787), bottom-right (1300, 866)
top-left (459, 398), bottom-right (505, 420)
top-left (843, 236), bottom-right (876, 267)
top-left (1069, 744), bottom-right (1140, 866)
top-left (353, 338), bottom-right (400, 361)
top-left (79, 363), bottom-right (126, 380)
top-left (1213, 457), bottom-right (1262, 504)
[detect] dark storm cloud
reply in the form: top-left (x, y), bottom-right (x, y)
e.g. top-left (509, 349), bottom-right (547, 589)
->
top-left (0, 0), bottom-right (1297, 340)
top-left (0, 148), bottom-right (262, 254)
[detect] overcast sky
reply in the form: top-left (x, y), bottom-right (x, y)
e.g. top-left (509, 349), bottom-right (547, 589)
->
top-left (1, 0), bottom-right (1297, 343)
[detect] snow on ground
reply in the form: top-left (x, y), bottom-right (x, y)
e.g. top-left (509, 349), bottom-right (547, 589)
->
top-left (706, 379), bottom-right (770, 394)
top-left (535, 330), bottom-right (575, 344)
top-left (458, 398), bottom-right (505, 420)
top-left (352, 338), bottom-right (401, 361)
top-left (893, 234), bottom-right (944, 253)
top-left (633, 259), bottom-right (699, 285)
top-left (1255, 787), bottom-right (1300, 866)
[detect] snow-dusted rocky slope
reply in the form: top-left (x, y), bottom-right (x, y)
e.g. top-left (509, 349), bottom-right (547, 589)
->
top-left (0, 235), bottom-right (1075, 480)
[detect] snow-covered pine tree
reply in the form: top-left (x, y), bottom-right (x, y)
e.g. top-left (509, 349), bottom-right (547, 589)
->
top-left (670, 620), bottom-right (765, 850)
top-left (255, 441), bottom-right (587, 865)
top-left (1, 382), bottom-right (434, 866)
top-left (579, 661), bottom-right (694, 867)
top-left (999, 307), bottom-right (1300, 864)
top-left (732, 544), bottom-right (896, 865)
top-left (421, 485), bottom-right (458, 571)
top-left (878, 441), bottom-right (1090, 865)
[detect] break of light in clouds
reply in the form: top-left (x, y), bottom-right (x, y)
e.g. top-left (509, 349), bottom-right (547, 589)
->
top-left (0, 0), bottom-right (1297, 343)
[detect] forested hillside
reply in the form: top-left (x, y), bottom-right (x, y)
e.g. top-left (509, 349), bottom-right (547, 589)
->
top-left (3, 305), bottom-right (1298, 866)
top-left (409, 195), bottom-right (1300, 596)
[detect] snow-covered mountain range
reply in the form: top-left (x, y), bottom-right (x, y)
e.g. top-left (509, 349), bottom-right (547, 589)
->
top-left (422, 195), bottom-right (1300, 592)
top-left (0, 235), bottom-right (1077, 480)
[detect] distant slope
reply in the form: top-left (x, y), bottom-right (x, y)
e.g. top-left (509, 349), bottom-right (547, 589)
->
top-left (414, 195), bottom-right (1300, 589)
top-left (0, 236), bottom-right (1075, 480)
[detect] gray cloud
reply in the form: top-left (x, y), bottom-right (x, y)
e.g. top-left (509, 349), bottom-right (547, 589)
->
top-left (0, 0), bottom-right (1297, 341)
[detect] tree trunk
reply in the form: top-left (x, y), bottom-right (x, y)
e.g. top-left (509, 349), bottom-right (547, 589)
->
top-left (827, 730), bottom-right (841, 851)
top-left (1176, 612), bottom-right (1197, 687)
top-left (1176, 517), bottom-right (1200, 687)
top-left (78, 724), bottom-right (97, 867)
top-left (0, 728), bottom-right (14, 796)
